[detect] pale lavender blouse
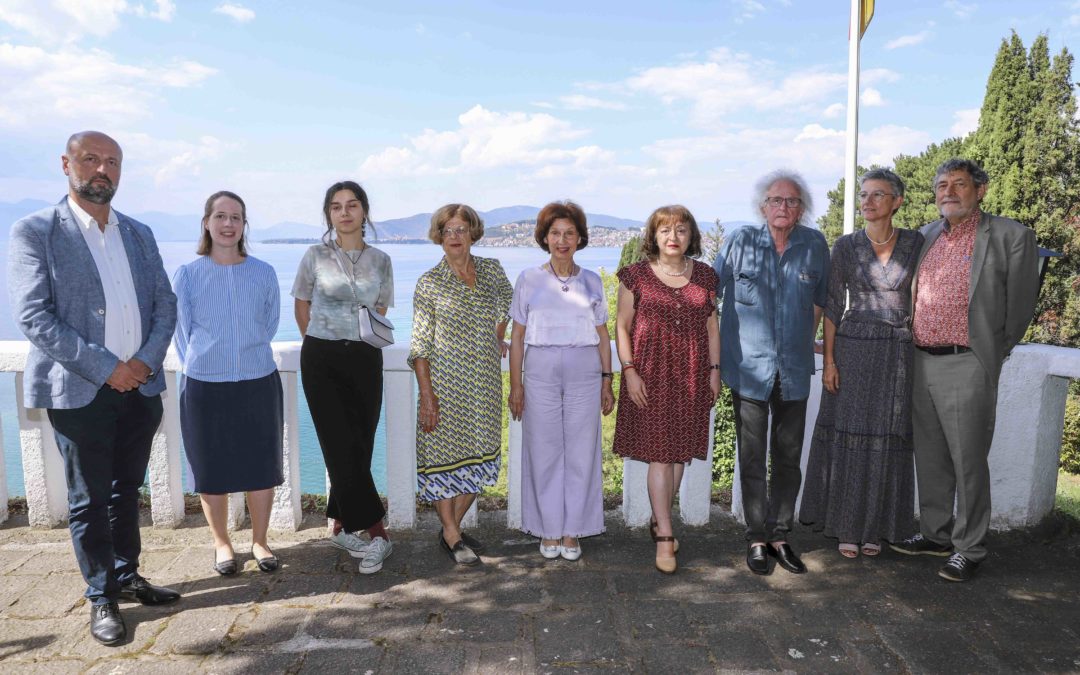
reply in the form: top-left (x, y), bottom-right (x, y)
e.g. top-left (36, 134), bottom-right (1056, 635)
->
top-left (510, 265), bottom-right (608, 347)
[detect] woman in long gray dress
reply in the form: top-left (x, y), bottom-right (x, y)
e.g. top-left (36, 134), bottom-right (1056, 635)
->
top-left (799, 169), bottom-right (924, 557)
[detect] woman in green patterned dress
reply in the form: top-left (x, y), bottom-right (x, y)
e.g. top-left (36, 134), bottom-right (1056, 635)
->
top-left (408, 204), bottom-right (513, 566)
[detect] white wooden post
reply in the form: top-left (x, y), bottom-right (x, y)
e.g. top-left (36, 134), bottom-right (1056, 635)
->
top-left (270, 370), bottom-right (303, 531)
top-left (506, 418), bottom-right (524, 530)
top-left (148, 371), bottom-right (185, 528)
top-left (679, 407), bottom-right (715, 526)
top-left (14, 373), bottom-right (68, 527)
top-left (384, 350), bottom-right (417, 529)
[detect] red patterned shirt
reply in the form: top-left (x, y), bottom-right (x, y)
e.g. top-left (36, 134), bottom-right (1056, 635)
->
top-left (913, 210), bottom-right (980, 347)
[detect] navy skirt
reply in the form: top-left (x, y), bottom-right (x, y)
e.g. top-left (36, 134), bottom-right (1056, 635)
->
top-left (180, 371), bottom-right (285, 494)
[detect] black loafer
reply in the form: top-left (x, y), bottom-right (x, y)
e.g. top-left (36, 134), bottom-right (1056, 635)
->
top-left (746, 543), bottom-right (770, 575)
top-left (439, 531), bottom-right (480, 566)
top-left (213, 553), bottom-right (238, 576)
top-left (255, 550), bottom-right (279, 573)
top-left (768, 543), bottom-right (807, 574)
top-left (90, 601), bottom-right (126, 645)
top-left (118, 575), bottom-right (181, 605)
top-left (459, 530), bottom-right (485, 553)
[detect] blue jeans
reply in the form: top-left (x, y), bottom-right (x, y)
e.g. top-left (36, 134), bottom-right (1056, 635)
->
top-left (48, 387), bottom-right (163, 605)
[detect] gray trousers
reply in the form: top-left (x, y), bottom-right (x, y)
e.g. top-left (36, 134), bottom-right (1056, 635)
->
top-left (911, 350), bottom-right (998, 562)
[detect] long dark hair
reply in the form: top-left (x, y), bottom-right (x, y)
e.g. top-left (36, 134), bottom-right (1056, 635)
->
top-left (321, 180), bottom-right (375, 245)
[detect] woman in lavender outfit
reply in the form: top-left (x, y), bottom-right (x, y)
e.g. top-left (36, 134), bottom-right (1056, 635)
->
top-left (508, 201), bottom-right (615, 561)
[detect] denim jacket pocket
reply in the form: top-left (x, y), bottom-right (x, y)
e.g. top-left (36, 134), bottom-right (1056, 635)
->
top-left (734, 272), bottom-right (758, 305)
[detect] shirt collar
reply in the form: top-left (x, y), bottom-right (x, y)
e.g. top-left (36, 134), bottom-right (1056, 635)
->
top-left (943, 208), bottom-right (981, 234)
top-left (68, 197), bottom-right (118, 232)
top-left (757, 222), bottom-right (808, 249)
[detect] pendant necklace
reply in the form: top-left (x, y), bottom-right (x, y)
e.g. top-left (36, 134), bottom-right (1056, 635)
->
top-left (549, 263), bottom-right (576, 292)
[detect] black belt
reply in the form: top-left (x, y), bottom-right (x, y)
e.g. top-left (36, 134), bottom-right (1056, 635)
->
top-left (916, 344), bottom-right (971, 355)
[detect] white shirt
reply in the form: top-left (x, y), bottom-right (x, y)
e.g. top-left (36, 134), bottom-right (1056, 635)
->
top-left (510, 265), bottom-right (608, 347)
top-left (69, 198), bottom-right (142, 362)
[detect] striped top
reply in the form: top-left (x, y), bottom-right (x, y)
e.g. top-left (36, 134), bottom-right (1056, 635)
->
top-left (172, 255), bottom-right (279, 382)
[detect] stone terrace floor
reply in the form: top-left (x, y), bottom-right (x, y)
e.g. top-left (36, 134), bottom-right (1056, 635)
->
top-left (0, 507), bottom-right (1078, 674)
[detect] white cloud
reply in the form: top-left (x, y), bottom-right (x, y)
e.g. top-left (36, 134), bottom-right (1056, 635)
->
top-left (862, 68), bottom-right (901, 85)
top-left (734, 0), bottom-right (766, 23)
top-left (885, 30), bottom-right (930, 50)
top-left (116, 133), bottom-right (229, 185)
top-left (415, 23), bottom-right (427, 35)
top-left (0, 0), bottom-right (173, 43)
top-left (559, 95), bottom-right (627, 111)
top-left (795, 124), bottom-right (843, 142)
top-left (0, 43), bottom-right (216, 128)
top-left (823, 103), bottom-right (845, 119)
top-left (212, 3), bottom-right (255, 23)
top-left (861, 88), bottom-right (885, 107)
top-left (859, 124), bottom-right (933, 166)
top-left (358, 105), bottom-right (597, 178)
top-left (130, 0), bottom-right (175, 21)
top-left (624, 48), bottom-right (846, 127)
top-left (944, 0), bottom-right (977, 19)
top-left (950, 108), bottom-right (980, 137)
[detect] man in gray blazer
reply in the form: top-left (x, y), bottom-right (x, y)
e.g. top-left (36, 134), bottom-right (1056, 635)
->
top-left (890, 158), bottom-right (1039, 582)
top-left (7, 131), bottom-right (180, 644)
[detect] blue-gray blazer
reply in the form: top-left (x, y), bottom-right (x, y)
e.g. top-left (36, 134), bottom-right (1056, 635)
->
top-left (7, 196), bottom-right (177, 409)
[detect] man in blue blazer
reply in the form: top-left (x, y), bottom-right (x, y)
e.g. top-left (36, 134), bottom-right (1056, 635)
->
top-left (7, 131), bottom-right (180, 644)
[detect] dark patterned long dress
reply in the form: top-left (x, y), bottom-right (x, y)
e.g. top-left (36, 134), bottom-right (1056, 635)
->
top-left (799, 228), bottom-right (924, 544)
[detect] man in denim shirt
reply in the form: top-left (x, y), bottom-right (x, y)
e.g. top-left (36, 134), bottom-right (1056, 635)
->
top-left (714, 169), bottom-right (829, 576)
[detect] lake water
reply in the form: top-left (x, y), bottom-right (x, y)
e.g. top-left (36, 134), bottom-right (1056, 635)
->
top-left (0, 240), bottom-right (623, 496)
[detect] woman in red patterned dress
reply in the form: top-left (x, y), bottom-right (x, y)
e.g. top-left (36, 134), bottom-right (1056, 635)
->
top-left (612, 205), bottom-right (720, 574)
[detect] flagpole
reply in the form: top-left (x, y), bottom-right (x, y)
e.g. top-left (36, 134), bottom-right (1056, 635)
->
top-left (843, 0), bottom-right (861, 235)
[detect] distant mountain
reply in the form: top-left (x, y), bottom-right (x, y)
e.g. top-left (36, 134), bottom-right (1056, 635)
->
top-left (0, 200), bottom-right (649, 242)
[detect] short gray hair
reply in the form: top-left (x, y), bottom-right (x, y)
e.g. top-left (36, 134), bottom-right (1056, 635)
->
top-left (752, 169), bottom-right (813, 224)
top-left (934, 158), bottom-right (989, 188)
top-left (860, 168), bottom-right (906, 198)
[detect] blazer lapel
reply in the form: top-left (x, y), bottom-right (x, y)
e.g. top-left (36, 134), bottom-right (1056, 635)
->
top-left (968, 211), bottom-right (991, 302)
top-left (56, 198), bottom-right (106, 302)
top-left (116, 214), bottom-right (151, 313)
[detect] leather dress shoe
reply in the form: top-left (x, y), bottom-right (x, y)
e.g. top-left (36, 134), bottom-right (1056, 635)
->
top-left (213, 553), bottom-right (238, 576)
top-left (746, 543), bottom-right (770, 575)
top-left (90, 601), bottom-right (126, 645)
top-left (119, 575), bottom-right (181, 605)
top-left (768, 543), bottom-right (807, 574)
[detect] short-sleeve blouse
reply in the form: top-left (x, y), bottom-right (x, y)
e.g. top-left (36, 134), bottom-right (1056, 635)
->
top-left (510, 265), bottom-right (607, 347)
top-left (291, 242), bottom-right (394, 341)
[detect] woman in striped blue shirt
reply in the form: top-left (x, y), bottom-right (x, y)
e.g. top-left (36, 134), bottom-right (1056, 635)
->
top-left (173, 190), bottom-right (284, 576)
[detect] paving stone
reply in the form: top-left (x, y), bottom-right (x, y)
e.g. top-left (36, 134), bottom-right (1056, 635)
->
top-left (8, 551), bottom-right (78, 576)
top-left (0, 575), bottom-right (37, 616)
top-left (697, 622), bottom-right (782, 671)
top-left (150, 606), bottom-right (243, 655)
top-left (0, 616), bottom-right (85, 662)
top-left (534, 606), bottom-right (623, 667)
top-left (0, 658), bottom-right (85, 673)
top-left (202, 651), bottom-right (305, 673)
top-left (82, 655), bottom-right (208, 674)
top-left (471, 641), bottom-right (533, 674)
top-left (621, 598), bottom-right (694, 640)
top-left (307, 604), bottom-right (427, 643)
top-left (383, 642), bottom-right (469, 674)
top-left (638, 641), bottom-right (716, 674)
top-left (975, 619), bottom-right (1080, 673)
top-left (421, 608), bottom-right (523, 642)
top-left (875, 622), bottom-right (1003, 673)
top-left (296, 644), bottom-right (387, 673)
top-left (227, 606), bottom-right (309, 650)
top-left (4, 574), bottom-right (86, 619)
top-left (66, 603), bottom-right (174, 657)
top-left (0, 548), bottom-right (36, 575)
top-left (259, 572), bottom-right (346, 607)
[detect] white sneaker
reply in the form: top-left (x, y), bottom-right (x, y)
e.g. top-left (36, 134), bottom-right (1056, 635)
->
top-left (329, 531), bottom-right (369, 558)
top-left (560, 542), bottom-right (582, 561)
top-left (359, 537), bottom-right (392, 574)
top-left (539, 540), bottom-right (561, 559)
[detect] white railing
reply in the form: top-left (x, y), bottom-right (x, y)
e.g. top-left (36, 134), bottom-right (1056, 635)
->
top-left (0, 341), bottom-right (1077, 531)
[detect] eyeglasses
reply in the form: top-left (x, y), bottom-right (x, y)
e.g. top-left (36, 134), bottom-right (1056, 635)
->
top-left (443, 226), bottom-right (469, 239)
top-left (858, 190), bottom-right (896, 202)
top-left (762, 196), bottom-right (803, 209)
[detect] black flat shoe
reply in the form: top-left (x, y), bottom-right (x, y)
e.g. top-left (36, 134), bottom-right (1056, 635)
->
top-left (768, 543), bottom-right (807, 574)
top-left (254, 549), bottom-right (279, 573)
top-left (90, 601), bottom-right (126, 645)
top-left (118, 575), bottom-right (181, 604)
top-left (439, 530), bottom-right (480, 566)
top-left (213, 553), bottom-right (238, 576)
top-left (746, 543), bottom-right (770, 575)
top-left (459, 530), bottom-right (485, 553)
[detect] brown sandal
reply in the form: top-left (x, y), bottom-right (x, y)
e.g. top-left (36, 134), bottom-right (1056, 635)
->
top-left (650, 519), bottom-right (680, 553)
top-left (654, 536), bottom-right (677, 574)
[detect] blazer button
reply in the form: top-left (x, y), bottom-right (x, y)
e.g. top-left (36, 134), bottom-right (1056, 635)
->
top-left (97, 308), bottom-right (105, 315)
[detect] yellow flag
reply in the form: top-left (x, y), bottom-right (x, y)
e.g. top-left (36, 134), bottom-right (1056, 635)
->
top-left (861, 0), bottom-right (875, 38)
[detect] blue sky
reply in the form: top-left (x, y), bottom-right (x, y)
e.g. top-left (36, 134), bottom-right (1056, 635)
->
top-left (1, 0), bottom-right (1077, 230)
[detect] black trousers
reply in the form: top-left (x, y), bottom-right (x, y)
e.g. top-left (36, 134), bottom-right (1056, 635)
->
top-left (48, 387), bottom-right (163, 604)
top-left (301, 336), bottom-right (386, 532)
top-left (732, 380), bottom-right (807, 542)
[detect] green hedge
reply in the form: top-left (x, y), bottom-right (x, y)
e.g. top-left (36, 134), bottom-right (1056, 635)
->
top-left (1062, 393), bottom-right (1080, 475)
